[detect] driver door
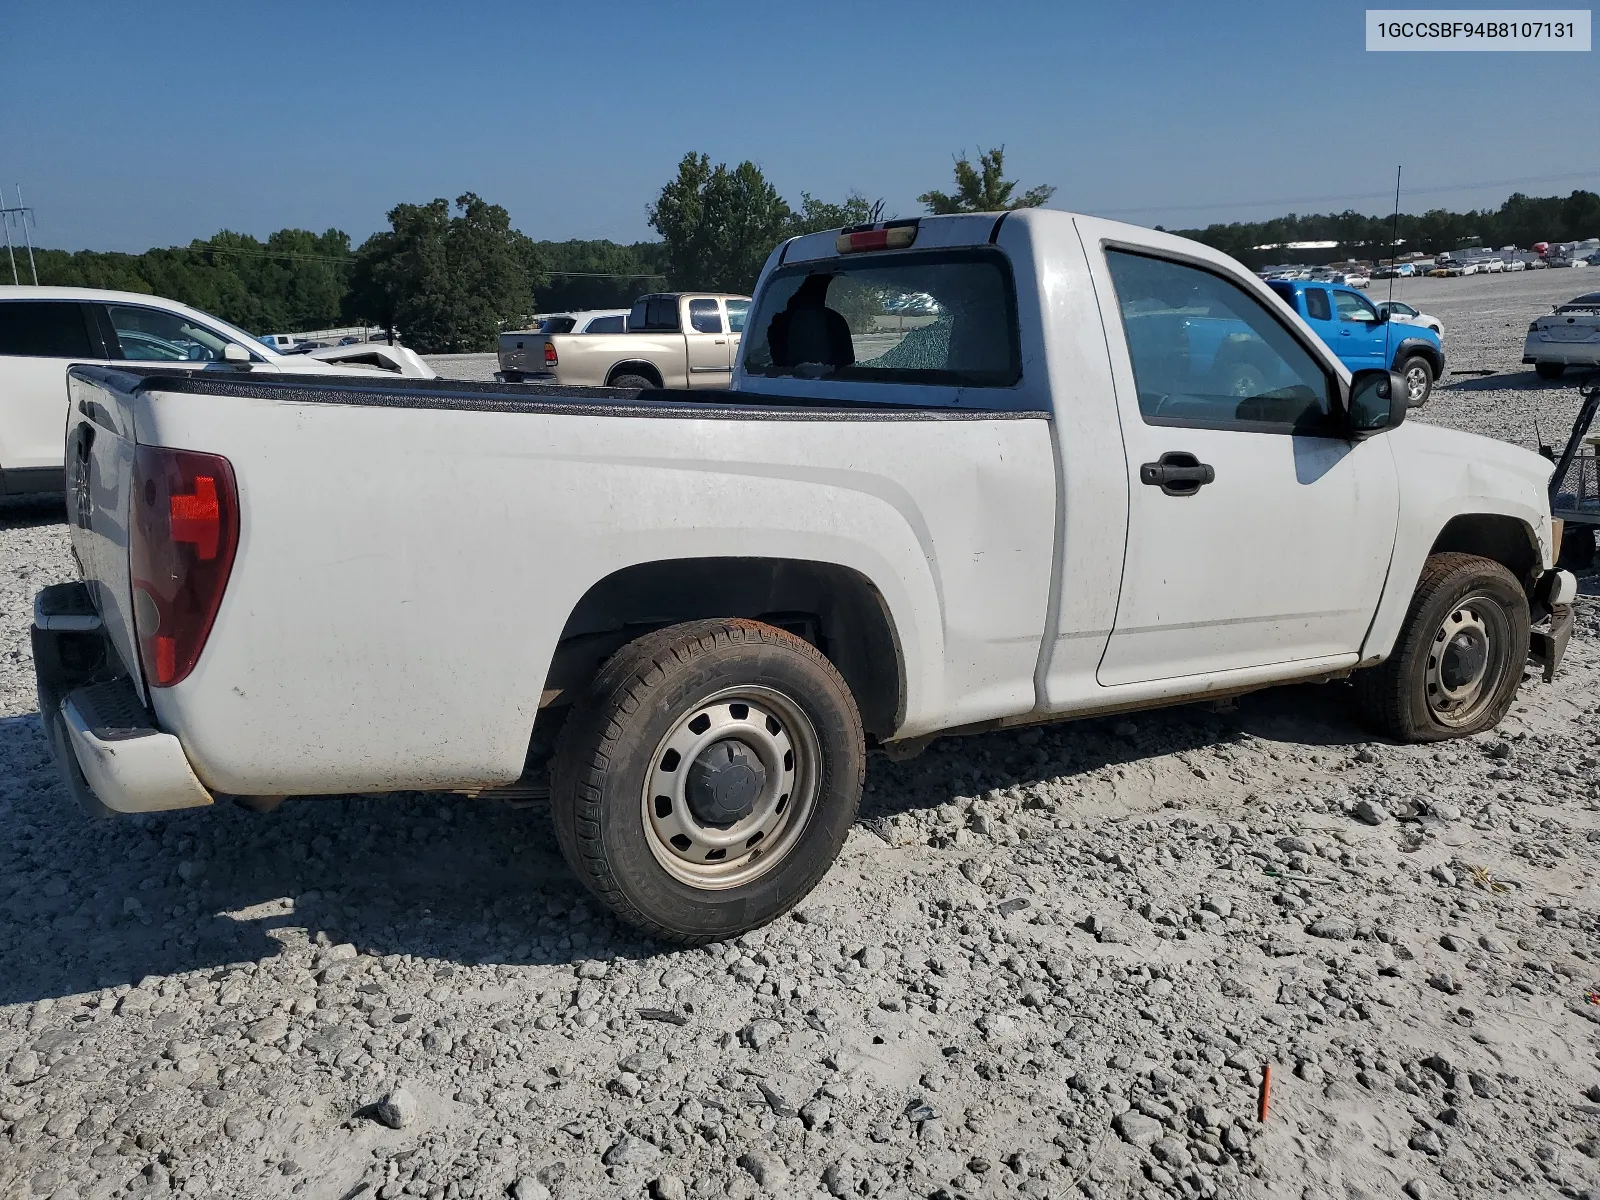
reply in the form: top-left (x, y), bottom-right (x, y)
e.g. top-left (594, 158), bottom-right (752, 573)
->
top-left (1092, 249), bottom-right (1398, 686)
top-left (1331, 288), bottom-right (1388, 371)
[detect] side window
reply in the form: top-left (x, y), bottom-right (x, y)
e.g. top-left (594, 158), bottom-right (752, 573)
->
top-left (104, 305), bottom-right (233, 362)
top-left (688, 298), bottom-right (723, 334)
top-left (584, 315), bottom-right (625, 334)
top-left (0, 301), bottom-right (95, 358)
top-left (1104, 249), bottom-right (1335, 435)
top-left (1333, 290), bottom-right (1379, 322)
top-left (725, 299), bottom-right (750, 334)
top-left (1303, 288), bottom-right (1331, 321)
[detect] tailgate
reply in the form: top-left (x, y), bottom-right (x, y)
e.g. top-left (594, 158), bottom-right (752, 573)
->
top-left (65, 369), bottom-right (145, 699)
top-left (499, 330), bottom-right (543, 372)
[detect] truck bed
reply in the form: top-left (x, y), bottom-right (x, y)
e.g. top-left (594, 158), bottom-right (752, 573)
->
top-left (64, 366), bottom-right (1057, 797)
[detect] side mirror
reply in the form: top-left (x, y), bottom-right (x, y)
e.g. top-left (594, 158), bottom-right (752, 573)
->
top-left (222, 343), bottom-right (253, 367)
top-left (1348, 368), bottom-right (1408, 435)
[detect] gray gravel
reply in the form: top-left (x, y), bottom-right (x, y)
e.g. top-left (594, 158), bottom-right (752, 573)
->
top-left (4, 278), bottom-right (1600, 1200)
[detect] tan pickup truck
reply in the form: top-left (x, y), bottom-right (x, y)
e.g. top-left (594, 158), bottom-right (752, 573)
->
top-left (499, 292), bottom-right (750, 389)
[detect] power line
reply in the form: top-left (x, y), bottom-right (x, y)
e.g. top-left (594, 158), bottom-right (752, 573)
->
top-left (1085, 168), bottom-right (1599, 218)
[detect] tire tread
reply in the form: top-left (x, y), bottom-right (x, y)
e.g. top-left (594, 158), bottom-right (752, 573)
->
top-left (1354, 552), bottom-right (1526, 742)
top-left (550, 618), bottom-right (861, 946)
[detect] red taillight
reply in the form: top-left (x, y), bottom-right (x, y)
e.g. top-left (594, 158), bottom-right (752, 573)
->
top-left (835, 222), bottom-right (918, 255)
top-left (544, 341), bottom-right (558, 365)
top-left (129, 446), bottom-right (239, 688)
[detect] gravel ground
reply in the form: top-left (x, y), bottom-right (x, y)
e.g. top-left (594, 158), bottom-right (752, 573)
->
top-left (4, 274), bottom-right (1600, 1200)
top-left (423, 354), bottom-right (499, 383)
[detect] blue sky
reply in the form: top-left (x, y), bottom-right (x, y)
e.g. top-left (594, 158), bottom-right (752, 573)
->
top-left (4, 0), bottom-right (1595, 252)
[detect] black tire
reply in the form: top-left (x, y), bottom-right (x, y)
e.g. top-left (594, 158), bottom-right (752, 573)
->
top-left (1535, 362), bottom-right (1566, 381)
top-left (608, 373), bottom-right (657, 391)
top-left (1398, 354), bottom-right (1434, 406)
top-left (1353, 552), bottom-right (1529, 743)
top-left (549, 618), bottom-right (865, 944)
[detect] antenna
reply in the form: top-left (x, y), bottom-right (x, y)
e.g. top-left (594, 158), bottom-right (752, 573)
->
top-left (1385, 166), bottom-right (1401, 368)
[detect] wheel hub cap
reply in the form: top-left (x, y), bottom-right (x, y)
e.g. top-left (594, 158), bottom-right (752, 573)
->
top-left (1440, 630), bottom-right (1487, 690)
top-left (686, 738), bottom-right (766, 826)
top-left (641, 687), bottom-right (820, 890)
top-left (1426, 603), bottom-right (1498, 724)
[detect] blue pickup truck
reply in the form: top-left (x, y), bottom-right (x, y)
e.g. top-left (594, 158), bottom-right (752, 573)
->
top-left (1268, 279), bottom-right (1443, 405)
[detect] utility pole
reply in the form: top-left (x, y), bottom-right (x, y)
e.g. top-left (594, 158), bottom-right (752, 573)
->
top-left (17, 187), bottom-right (37, 285)
top-left (0, 186), bottom-right (39, 285)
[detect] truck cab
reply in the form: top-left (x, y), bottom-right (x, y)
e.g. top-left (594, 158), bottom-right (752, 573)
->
top-left (1268, 279), bottom-right (1444, 405)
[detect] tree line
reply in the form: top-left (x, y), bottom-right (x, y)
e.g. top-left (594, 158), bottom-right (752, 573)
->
top-left (1174, 189), bottom-right (1600, 269)
top-left (19, 147), bottom-right (1596, 353)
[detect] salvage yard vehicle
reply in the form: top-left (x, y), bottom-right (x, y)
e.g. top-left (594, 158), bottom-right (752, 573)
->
top-left (36, 210), bottom-right (1576, 944)
top-left (496, 292), bottom-right (749, 388)
top-left (0, 286), bottom-right (415, 496)
top-left (496, 309), bottom-right (628, 381)
top-left (1524, 291), bottom-right (1600, 380)
top-left (1267, 279), bottom-right (1443, 405)
top-left (1375, 300), bottom-right (1443, 337)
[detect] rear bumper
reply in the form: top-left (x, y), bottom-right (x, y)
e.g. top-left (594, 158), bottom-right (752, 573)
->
top-left (33, 583), bottom-right (213, 818)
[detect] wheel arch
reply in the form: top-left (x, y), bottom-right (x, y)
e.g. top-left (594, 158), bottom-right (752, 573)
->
top-left (605, 361), bottom-right (665, 388)
top-left (1362, 506), bottom-right (1547, 664)
top-left (1391, 336), bottom-right (1442, 375)
top-left (543, 556), bottom-right (906, 740)
top-left (1429, 513), bottom-right (1541, 593)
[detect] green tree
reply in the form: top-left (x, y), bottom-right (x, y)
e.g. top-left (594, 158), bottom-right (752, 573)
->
top-left (787, 192), bottom-right (884, 237)
top-left (649, 153), bottom-right (792, 293)
top-left (526, 239), bottom-right (668, 314)
top-left (918, 147), bottom-right (1055, 215)
top-left (345, 193), bottom-right (532, 353)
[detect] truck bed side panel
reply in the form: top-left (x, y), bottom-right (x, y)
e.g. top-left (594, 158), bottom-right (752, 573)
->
top-left (126, 379), bottom-right (1055, 793)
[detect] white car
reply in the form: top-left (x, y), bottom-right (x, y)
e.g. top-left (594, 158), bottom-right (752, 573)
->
top-left (1376, 301), bottom-right (1444, 337)
top-left (301, 341), bottom-right (435, 378)
top-left (0, 286), bottom-right (411, 495)
top-left (1343, 272), bottom-right (1370, 289)
top-left (1524, 290), bottom-right (1600, 380)
top-left (37, 209), bottom-right (1575, 943)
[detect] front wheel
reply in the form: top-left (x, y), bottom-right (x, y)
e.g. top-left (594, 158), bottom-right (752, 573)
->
top-left (1535, 362), bottom-right (1566, 381)
top-left (1398, 354), bottom-right (1435, 406)
top-left (550, 619), bottom-right (864, 944)
top-left (1353, 553), bottom-right (1529, 742)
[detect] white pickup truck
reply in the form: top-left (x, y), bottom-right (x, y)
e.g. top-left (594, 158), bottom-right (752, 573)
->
top-left (36, 210), bottom-right (1575, 944)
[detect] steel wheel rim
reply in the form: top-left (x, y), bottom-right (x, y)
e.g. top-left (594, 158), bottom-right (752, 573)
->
top-left (1406, 365), bottom-right (1429, 403)
top-left (1424, 595), bottom-right (1509, 727)
top-left (641, 685), bottom-right (820, 890)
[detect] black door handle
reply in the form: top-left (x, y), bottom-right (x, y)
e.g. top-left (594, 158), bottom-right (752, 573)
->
top-left (1140, 451), bottom-right (1215, 497)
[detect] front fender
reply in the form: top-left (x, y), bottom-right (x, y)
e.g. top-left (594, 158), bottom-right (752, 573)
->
top-left (1390, 335), bottom-right (1443, 373)
top-left (1360, 423), bottom-right (1554, 662)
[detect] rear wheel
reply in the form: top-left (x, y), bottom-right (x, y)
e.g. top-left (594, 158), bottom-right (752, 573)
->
top-left (1354, 553), bottom-right (1529, 742)
top-left (608, 373), bottom-right (656, 391)
top-left (1399, 355), bottom-right (1434, 406)
top-left (550, 619), bottom-right (864, 944)
top-left (1535, 362), bottom-right (1566, 381)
